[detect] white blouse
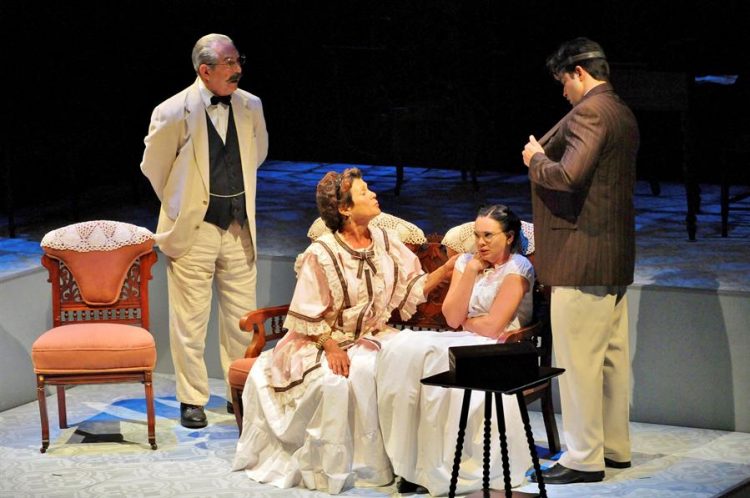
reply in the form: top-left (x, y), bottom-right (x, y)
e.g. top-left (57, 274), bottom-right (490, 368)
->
top-left (455, 252), bottom-right (535, 330)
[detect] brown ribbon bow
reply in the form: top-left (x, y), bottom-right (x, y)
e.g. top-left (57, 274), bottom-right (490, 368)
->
top-left (351, 249), bottom-right (377, 278)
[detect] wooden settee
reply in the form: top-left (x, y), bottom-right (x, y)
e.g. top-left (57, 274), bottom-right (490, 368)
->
top-left (227, 232), bottom-right (560, 454)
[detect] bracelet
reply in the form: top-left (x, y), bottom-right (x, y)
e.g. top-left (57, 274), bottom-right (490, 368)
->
top-left (315, 333), bottom-right (331, 350)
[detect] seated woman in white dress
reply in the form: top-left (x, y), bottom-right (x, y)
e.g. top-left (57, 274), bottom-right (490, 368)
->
top-left (377, 204), bottom-right (535, 496)
top-left (232, 167), bottom-right (456, 494)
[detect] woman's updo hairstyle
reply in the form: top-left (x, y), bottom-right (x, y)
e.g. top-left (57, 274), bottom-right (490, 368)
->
top-left (316, 167), bottom-right (363, 232)
top-left (476, 204), bottom-right (522, 253)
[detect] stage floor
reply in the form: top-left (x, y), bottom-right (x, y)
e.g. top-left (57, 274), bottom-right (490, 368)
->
top-left (2, 160), bottom-right (750, 293)
top-left (1, 374), bottom-right (749, 497)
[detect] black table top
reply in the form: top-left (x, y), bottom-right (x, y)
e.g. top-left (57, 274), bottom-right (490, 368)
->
top-left (421, 367), bottom-right (564, 394)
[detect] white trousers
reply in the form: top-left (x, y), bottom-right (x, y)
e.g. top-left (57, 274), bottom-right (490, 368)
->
top-left (167, 221), bottom-right (256, 405)
top-left (551, 286), bottom-right (631, 472)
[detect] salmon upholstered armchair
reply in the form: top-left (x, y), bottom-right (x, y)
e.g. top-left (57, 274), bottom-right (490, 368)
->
top-left (31, 220), bottom-right (158, 453)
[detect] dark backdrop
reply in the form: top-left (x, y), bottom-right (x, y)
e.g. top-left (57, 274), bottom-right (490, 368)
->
top-left (2, 0), bottom-right (748, 217)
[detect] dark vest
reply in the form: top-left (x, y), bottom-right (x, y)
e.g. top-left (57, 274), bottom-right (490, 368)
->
top-left (204, 109), bottom-right (247, 230)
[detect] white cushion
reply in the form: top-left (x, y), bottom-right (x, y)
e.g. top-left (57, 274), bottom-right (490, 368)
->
top-left (41, 220), bottom-right (154, 253)
top-left (307, 212), bottom-right (427, 245)
top-left (442, 220), bottom-right (534, 256)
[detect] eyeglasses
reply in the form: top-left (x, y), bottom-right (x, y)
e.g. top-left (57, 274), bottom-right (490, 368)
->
top-left (473, 231), bottom-right (504, 243)
top-left (209, 54), bottom-right (246, 68)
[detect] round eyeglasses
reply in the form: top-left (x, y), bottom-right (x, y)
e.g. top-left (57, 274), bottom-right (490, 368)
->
top-left (209, 55), bottom-right (246, 68)
top-left (473, 231), bottom-right (504, 243)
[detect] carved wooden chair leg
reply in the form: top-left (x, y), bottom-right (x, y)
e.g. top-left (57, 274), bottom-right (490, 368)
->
top-left (144, 372), bottom-right (157, 450)
top-left (56, 385), bottom-right (67, 429)
top-left (231, 387), bottom-right (244, 435)
top-left (37, 376), bottom-right (49, 453)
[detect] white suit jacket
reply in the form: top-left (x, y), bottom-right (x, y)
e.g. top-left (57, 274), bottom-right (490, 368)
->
top-left (140, 78), bottom-right (268, 259)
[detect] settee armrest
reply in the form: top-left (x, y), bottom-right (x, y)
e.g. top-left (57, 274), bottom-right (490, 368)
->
top-left (499, 320), bottom-right (542, 346)
top-left (239, 305), bottom-right (290, 358)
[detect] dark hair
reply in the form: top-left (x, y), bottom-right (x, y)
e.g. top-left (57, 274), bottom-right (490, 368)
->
top-left (316, 167), bottom-right (363, 232)
top-left (545, 37), bottom-right (609, 81)
top-left (476, 204), bottom-right (522, 253)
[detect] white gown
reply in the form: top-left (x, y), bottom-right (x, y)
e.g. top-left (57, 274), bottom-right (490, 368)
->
top-left (377, 253), bottom-right (535, 496)
top-left (232, 228), bottom-right (427, 494)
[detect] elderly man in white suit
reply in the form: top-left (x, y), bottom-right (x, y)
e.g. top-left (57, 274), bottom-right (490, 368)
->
top-left (141, 33), bottom-right (268, 428)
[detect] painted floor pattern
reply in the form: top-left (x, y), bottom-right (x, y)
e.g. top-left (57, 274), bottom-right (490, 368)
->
top-left (1, 374), bottom-right (749, 497)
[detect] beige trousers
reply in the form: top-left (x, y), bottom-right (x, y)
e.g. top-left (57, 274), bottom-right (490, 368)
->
top-left (551, 286), bottom-right (631, 472)
top-left (167, 221), bottom-right (256, 406)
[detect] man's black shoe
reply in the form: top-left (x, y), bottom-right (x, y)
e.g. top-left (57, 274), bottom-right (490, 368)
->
top-left (528, 463), bottom-right (604, 484)
top-left (180, 403), bottom-right (207, 428)
top-left (604, 457), bottom-right (631, 469)
top-left (227, 401), bottom-right (235, 414)
top-left (396, 477), bottom-right (428, 494)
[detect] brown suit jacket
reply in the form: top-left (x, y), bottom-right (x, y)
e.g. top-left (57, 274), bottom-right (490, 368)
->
top-left (529, 83), bottom-right (639, 286)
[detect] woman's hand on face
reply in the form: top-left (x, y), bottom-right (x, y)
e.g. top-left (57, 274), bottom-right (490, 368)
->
top-left (466, 252), bottom-right (489, 274)
top-left (324, 342), bottom-right (350, 377)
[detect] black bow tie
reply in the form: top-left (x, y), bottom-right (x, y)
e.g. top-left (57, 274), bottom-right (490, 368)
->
top-left (210, 95), bottom-right (232, 106)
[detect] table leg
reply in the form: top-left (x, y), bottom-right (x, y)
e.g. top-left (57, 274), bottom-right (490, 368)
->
top-left (516, 392), bottom-right (547, 498)
top-left (449, 389), bottom-right (473, 498)
top-left (483, 392), bottom-right (492, 492)
top-left (494, 393), bottom-right (513, 497)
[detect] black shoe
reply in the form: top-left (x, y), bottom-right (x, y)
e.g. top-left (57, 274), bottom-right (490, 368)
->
top-left (528, 463), bottom-right (604, 484)
top-left (396, 477), bottom-right (428, 494)
top-left (604, 457), bottom-right (631, 468)
top-left (226, 401), bottom-right (235, 414)
top-left (180, 403), bottom-right (207, 428)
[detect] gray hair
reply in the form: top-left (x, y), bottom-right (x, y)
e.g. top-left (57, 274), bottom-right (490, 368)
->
top-left (191, 33), bottom-right (235, 73)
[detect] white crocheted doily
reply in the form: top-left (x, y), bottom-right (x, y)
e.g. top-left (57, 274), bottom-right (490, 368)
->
top-left (41, 220), bottom-right (154, 252)
top-left (307, 212), bottom-right (427, 245)
top-left (441, 220), bottom-right (535, 256)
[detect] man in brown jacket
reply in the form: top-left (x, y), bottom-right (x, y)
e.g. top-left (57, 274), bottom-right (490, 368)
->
top-left (522, 37), bottom-right (639, 484)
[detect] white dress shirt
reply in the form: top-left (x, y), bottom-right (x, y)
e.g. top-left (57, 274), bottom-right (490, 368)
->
top-left (198, 78), bottom-right (229, 143)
